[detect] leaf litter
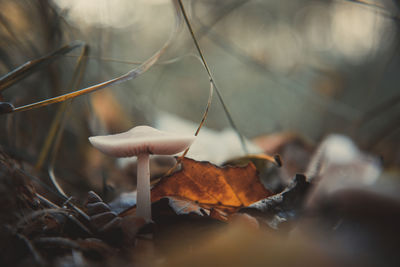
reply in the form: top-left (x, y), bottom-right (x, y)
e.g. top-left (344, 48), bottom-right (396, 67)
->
top-left (1, 128), bottom-right (400, 266)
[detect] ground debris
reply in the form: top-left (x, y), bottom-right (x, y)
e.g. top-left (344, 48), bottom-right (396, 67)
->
top-left (0, 150), bottom-right (118, 266)
top-left (240, 174), bottom-right (310, 229)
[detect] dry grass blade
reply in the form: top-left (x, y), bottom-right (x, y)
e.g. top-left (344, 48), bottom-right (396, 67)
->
top-left (35, 193), bottom-right (61, 209)
top-left (163, 1), bottom-right (250, 176)
top-left (0, 41), bottom-right (84, 92)
top-left (177, 0), bottom-right (248, 154)
top-left (355, 94), bottom-right (400, 128)
top-left (35, 44), bottom-right (89, 171)
top-left (43, 44), bottom-right (89, 219)
top-left (163, 79), bottom-right (214, 177)
top-left (365, 114), bottom-right (400, 150)
top-left (2, 0), bottom-right (183, 114)
top-left (64, 53), bottom-right (193, 66)
top-left (34, 101), bottom-right (70, 171)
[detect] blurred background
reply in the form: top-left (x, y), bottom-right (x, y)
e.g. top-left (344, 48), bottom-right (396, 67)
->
top-left (0, 0), bottom-right (399, 197)
top-left (1, 2), bottom-right (400, 266)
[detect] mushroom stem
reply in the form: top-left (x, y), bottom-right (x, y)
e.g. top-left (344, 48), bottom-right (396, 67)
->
top-left (136, 153), bottom-right (151, 221)
top-left (88, 125), bottom-right (195, 221)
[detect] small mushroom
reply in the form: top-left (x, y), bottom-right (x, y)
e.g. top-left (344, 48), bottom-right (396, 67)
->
top-left (88, 125), bottom-right (195, 221)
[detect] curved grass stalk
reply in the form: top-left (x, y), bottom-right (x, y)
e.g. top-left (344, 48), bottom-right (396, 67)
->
top-left (162, 81), bottom-right (214, 177)
top-left (2, 0), bottom-right (183, 114)
top-left (177, 0), bottom-right (248, 154)
top-left (0, 41), bottom-right (84, 92)
top-left (35, 44), bottom-right (89, 171)
top-left (161, 1), bottom-right (250, 178)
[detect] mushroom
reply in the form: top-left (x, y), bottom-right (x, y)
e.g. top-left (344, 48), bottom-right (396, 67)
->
top-left (88, 125), bottom-right (195, 221)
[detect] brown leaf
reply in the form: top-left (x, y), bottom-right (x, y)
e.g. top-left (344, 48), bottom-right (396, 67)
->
top-left (151, 158), bottom-right (272, 213)
top-left (252, 132), bottom-right (314, 190)
top-left (240, 174), bottom-right (310, 230)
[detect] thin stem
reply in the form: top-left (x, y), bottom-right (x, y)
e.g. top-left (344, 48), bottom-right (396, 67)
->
top-left (0, 41), bottom-right (84, 92)
top-left (136, 153), bottom-right (151, 221)
top-left (177, 0), bottom-right (248, 154)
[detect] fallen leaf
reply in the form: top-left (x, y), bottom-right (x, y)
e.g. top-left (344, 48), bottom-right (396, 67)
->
top-left (223, 154), bottom-right (284, 194)
top-left (252, 132), bottom-right (314, 186)
top-left (240, 174), bottom-right (310, 230)
top-left (151, 157), bottom-right (272, 213)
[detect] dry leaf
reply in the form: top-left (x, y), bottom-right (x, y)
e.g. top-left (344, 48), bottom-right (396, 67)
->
top-left (240, 174), bottom-right (310, 230)
top-left (223, 154), bottom-right (283, 193)
top-left (151, 157), bottom-right (272, 213)
top-left (252, 132), bottom-right (314, 186)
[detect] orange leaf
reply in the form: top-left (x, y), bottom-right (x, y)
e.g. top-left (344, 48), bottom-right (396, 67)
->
top-left (151, 158), bottom-right (272, 213)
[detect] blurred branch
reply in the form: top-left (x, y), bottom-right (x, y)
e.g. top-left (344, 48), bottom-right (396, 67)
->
top-left (191, 0), bottom-right (268, 71)
top-left (192, 2), bottom-right (363, 122)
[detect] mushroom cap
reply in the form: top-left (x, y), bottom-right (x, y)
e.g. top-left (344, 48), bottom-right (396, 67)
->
top-left (89, 125), bottom-right (196, 157)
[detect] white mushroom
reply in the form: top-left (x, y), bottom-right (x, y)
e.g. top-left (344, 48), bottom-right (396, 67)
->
top-left (88, 125), bottom-right (195, 221)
